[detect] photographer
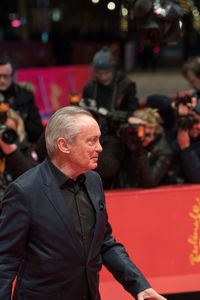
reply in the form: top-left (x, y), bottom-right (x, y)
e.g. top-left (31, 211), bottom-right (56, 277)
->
top-left (146, 56), bottom-right (200, 132)
top-left (120, 108), bottom-right (173, 188)
top-left (81, 47), bottom-right (139, 189)
top-left (165, 102), bottom-right (200, 184)
top-left (0, 105), bottom-right (39, 212)
top-left (0, 55), bottom-right (43, 143)
top-left (82, 46), bottom-right (139, 113)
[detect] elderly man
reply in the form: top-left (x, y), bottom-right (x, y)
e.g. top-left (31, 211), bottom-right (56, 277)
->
top-left (0, 106), bottom-right (167, 300)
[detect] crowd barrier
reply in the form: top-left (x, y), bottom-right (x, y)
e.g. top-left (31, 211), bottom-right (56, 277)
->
top-left (100, 184), bottom-right (200, 299)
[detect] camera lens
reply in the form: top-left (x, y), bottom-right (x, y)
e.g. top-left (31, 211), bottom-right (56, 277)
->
top-left (1, 128), bottom-right (18, 144)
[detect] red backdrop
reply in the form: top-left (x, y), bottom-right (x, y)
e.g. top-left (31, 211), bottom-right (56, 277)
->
top-left (100, 184), bottom-right (200, 299)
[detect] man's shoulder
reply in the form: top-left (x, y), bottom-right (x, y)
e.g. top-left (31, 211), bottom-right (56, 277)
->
top-left (85, 170), bottom-right (103, 186)
top-left (83, 79), bottom-right (97, 89)
top-left (8, 83), bottom-right (36, 108)
top-left (13, 161), bottom-right (46, 189)
top-left (115, 70), bottom-right (135, 88)
top-left (85, 170), bottom-right (101, 180)
top-left (15, 81), bottom-right (35, 93)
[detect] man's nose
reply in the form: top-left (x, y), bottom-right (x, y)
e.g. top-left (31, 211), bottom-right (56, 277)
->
top-left (96, 142), bottom-right (103, 152)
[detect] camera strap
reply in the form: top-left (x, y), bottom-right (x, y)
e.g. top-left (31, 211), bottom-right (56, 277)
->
top-left (0, 157), bottom-right (6, 177)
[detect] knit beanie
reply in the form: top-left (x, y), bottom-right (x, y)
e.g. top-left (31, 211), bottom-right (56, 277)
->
top-left (93, 47), bottom-right (115, 71)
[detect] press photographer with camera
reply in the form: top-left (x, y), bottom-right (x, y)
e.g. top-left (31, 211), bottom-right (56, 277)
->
top-left (82, 46), bottom-right (139, 113)
top-left (118, 108), bottom-right (173, 188)
top-left (81, 47), bottom-right (140, 189)
top-left (0, 104), bottom-right (39, 212)
top-left (164, 100), bottom-right (200, 184)
top-left (146, 56), bottom-right (200, 184)
top-left (0, 55), bottom-right (43, 143)
top-left (146, 56), bottom-right (200, 132)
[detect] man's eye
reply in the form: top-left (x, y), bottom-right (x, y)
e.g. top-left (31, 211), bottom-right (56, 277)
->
top-left (88, 139), bottom-right (95, 145)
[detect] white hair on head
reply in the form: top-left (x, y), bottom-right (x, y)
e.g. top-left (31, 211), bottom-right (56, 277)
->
top-left (45, 106), bottom-right (93, 158)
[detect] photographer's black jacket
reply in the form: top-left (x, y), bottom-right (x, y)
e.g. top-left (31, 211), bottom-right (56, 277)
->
top-left (82, 70), bottom-right (139, 113)
top-left (0, 139), bottom-right (39, 212)
top-left (166, 130), bottom-right (200, 184)
top-left (0, 83), bottom-right (43, 143)
top-left (5, 139), bottom-right (39, 179)
top-left (127, 134), bottom-right (173, 188)
top-left (146, 92), bottom-right (200, 184)
top-left (179, 139), bottom-right (200, 182)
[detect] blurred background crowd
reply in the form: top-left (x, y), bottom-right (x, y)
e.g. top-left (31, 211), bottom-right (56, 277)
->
top-left (1, 1), bottom-right (200, 197)
top-left (0, 1), bottom-right (200, 299)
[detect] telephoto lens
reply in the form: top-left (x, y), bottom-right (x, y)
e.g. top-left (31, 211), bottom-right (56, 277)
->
top-left (0, 124), bottom-right (18, 144)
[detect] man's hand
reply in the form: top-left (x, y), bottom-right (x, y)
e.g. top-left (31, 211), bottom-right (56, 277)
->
top-left (0, 139), bottom-right (17, 155)
top-left (128, 116), bottom-right (147, 125)
top-left (137, 288), bottom-right (167, 300)
top-left (177, 130), bottom-right (190, 149)
top-left (177, 103), bottom-right (192, 116)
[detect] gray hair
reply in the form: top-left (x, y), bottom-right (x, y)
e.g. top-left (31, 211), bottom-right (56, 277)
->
top-left (45, 106), bottom-right (92, 158)
top-left (182, 56), bottom-right (200, 79)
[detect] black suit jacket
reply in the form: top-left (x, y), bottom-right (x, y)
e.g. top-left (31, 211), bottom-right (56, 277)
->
top-left (0, 159), bottom-right (150, 300)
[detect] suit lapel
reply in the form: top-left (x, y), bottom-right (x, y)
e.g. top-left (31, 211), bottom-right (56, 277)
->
top-left (41, 160), bottom-right (84, 258)
top-left (84, 175), bottom-right (104, 257)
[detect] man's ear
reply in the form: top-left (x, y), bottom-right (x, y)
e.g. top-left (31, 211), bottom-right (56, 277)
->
top-left (57, 137), bottom-right (70, 153)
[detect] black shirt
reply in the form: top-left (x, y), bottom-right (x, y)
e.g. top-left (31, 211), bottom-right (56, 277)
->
top-left (48, 158), bottom-right (96, 257)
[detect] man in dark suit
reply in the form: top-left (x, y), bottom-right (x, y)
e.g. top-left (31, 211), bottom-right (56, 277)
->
top-left (0, 106), bottom-right (167, 300)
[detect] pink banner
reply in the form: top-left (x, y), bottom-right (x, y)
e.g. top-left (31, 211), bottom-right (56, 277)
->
top-left (16, 65), bottom-right (92, 117)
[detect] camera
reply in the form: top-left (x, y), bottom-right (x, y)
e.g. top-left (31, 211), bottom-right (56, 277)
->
top-left (177, 115), bottom-right (198, 131)
top-left (175, 94), bottom-right (197, 108)
top-left (0, 103), bottom-right (18, 144)
top-left (72, 97), bottom-right (148, 146)
top-left (175, 94), bottom-right (199, 130)
top-left (117, 123), bottom-right (146, 139)
top-left (0, 124), bottom-right (18, 144)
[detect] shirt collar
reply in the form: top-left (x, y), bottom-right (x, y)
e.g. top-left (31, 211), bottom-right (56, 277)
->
top-left (47, 157), bottom-right (86, 188)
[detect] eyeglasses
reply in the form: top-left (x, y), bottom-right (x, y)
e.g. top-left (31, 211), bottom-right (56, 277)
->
top-left (0, 74), bottom-right (12, 79)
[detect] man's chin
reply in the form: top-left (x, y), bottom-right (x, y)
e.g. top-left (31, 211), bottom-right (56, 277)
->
top-left (90, 162), bottom-right (98, 170)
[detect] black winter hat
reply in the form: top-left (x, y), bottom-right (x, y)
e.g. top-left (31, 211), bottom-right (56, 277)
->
top-left (93, 47), bottom-right (115, 71)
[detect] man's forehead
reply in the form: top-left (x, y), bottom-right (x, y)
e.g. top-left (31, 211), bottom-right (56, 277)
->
top-left (0, 63), bottom-right (13, 72)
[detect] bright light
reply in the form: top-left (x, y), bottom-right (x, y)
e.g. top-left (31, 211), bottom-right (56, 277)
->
top-left (122, 8), bottom-right (128, 17)
top-left (20, 18), bottom-right (27, 25)
top-left (51, 8), bottom-right (62, 21)
top-left (107, 2), bottom-right (115, 10)
top-left (153, 45), bottom-right (160, 54)
top-left (91, 0), bottom-right (100, 3)
top-left (11, 19), bottom-right (21, 28)
top-left (41, 32), bottom-right (49, 43)
top-left (9, 13), bottom-right (19, 20)
top-left (192, 8), bottom-right (199, 17)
